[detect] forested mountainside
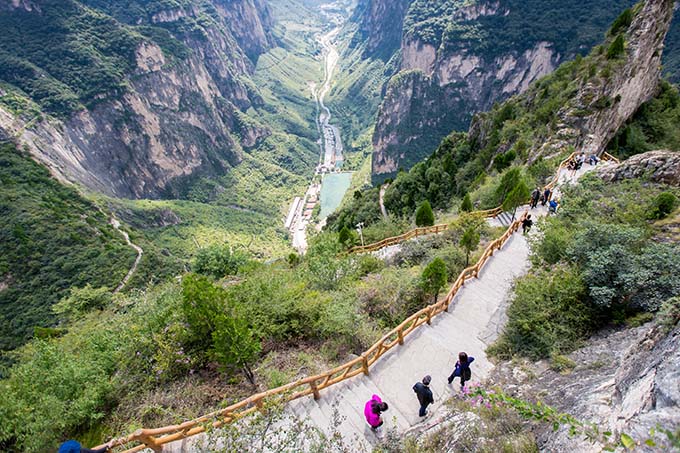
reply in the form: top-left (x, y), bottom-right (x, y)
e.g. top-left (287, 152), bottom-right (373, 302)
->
top-left (337, 0), bottom-right (680, 181)
top-left (0, 142), bottom-right (179, 360)
top-left (0, 0), bottom-right (318, 203)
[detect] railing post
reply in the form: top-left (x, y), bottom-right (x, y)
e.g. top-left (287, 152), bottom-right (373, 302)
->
top-left (135, 432), bottom-right (163, 453)
top-left (361, 354), bottom-right (370, 376)
top-left (310, 380), bottom-right (320, 400)
top-left (426, 307), bottom-right (432, 325)
top-left (398, 328), bottom-right (404, 345)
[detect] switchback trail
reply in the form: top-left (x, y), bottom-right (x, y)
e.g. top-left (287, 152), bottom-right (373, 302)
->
top-left (110, 215), bottom-right (143, 293)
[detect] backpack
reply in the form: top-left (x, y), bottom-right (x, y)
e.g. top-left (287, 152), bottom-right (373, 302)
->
top-left (462, 367), bottom-right (471, 381)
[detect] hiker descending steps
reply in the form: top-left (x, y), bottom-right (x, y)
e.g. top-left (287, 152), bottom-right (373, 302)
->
top-left (448, 352), bottom-right (475, 390)
top-left (364, 394), bottom-right (389, 430)
top-left (413, 375), bottom-right (434, 417)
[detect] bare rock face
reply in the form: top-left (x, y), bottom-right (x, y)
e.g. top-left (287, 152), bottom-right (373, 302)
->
top-left (0, 0), bottom-right (274, 199)
top-left (489, 323), bottom-right (680, 452)
top-left (537, 0), bottom-right (675, 160)
top-left (352, 0), bottom-right (413, 60)
top-left (598, 150), bottom-right (680, 186)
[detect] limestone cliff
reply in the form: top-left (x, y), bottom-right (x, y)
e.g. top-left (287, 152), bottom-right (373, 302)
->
top-left (367, 0), bottom-right (680, 180)
top-left (0, 0), bottom-right (274, 199)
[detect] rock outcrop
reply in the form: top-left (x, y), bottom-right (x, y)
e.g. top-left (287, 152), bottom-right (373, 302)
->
top-left (489, 322), bottom-right (680, 452)
top-left (598, 150), bottom-right (680, 186)
top-left (0, 0), bottom-right (274, 199)
top-left (537, 0), bottom-right (676, 160)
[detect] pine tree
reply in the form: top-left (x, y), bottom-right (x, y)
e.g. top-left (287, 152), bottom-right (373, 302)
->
top-left (415, 200), bottom-right (435, 226)
top-left (607, 34), bottom-right (625, 59)
top-left (460, 193), bottom-right (473, 212)
top-left (460, 227), bottom-right (480, 267)
top-left (502, 180), bottom-right (531, 221)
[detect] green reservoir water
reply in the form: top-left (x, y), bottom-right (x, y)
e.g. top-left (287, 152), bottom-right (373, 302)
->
top-left (319, 172), bottom-right (352, 220)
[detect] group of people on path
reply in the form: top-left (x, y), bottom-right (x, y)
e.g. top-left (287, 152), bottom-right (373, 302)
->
top-left (364, 352), bottom-right (474, 431)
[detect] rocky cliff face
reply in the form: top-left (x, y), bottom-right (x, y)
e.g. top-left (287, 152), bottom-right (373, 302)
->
top-left (351, 0), bottom-right (412, 60)
top-left (534, 0), bottom-right (674, 161)
top-left (489, 322), bottom-right (680, 452)
top-left (598, 150), bottom-right (680, 186)
top-left (367, 0), bottom-right (678, 180)
top-left (0, 0), bottom-right (274, 199)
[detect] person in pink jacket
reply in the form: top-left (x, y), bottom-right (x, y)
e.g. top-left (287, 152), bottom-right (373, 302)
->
top-left (364, 394), bottom-right (389, 430)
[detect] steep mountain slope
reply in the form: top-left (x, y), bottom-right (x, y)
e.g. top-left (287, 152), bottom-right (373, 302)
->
top-left (340, 0), bottom-right (680, 181)
top-left (0, 143), bottom-right (178, 357)
top-left (0, 0), bottom-right (319, 203)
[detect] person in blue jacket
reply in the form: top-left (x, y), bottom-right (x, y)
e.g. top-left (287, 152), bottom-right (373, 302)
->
top-left (59, 439), bottom-right (113, 453)
top-left (447, 352), bottom-right (475, 390)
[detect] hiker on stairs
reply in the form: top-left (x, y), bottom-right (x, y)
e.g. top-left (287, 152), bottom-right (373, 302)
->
top-left (521, 214), bottom-right (533, 235)
top-left (413, 375), bottom-right (434, 417)
top-left (447, 352), bottom-right (475, 390)
top-left (530, 187), bottom-right (540, 209)
top-left (364, 394), bottom-right (389, 430)
top-left (542, 187), bottom-right (551, 206)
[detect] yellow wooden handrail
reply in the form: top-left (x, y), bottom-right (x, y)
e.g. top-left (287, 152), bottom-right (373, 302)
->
top-left (347, 206), bottom-right (503, 255)
top-left (99, 209), bottom-right (528, 452)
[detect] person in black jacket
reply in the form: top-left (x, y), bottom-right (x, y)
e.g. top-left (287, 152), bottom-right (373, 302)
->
top-left (413, 375), bottom-right (434, 417)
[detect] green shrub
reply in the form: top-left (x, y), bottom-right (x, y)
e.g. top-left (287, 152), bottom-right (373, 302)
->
top-left (52, 285), bottom-right (113, 319)
top-left (357, 268), bottom-right (425, 327)
top-left (610, 8), bottom-right (633, 35)
top-left (568, 223), bottom-right (680, 311)
top-left (649, 192), bottom-right (678, 219)
top-left (415, 200), bottom-right (435, 227)
top-left (489, 265), bottom-right (592, 359)
top-left (549, 353), bottom-right (576, 372)
top-left (530, 217), bottom-right (573, 265)
top-left (192, 244), bottom-right (248, 279)
top-left (658, 296), bottom-right (680, 333)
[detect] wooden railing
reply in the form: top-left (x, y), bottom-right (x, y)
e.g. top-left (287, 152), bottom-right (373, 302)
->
top-left (347, 206), bottom-right (503, 255)
top-left (601, 151), bottom-right (620, 164)
top-left (99, 210), bottom-right (528, 453)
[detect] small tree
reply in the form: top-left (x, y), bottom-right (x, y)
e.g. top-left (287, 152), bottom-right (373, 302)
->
top-left (460, 227), bottom-right (481, 267)
top-left (181, 274), bottom-right (225, 346)
top-left (495, 167), bottom-right (522, 204)
top-left (193, 244), bottom-right (247, 279)
top-left (415, 200), bottom-right (435, 226)
top-left (502, 180), bottom-right (530, 221)
top-left (460, 193), bottom-right (473, 212)
top-left (421, 257), bottom-right (448, 303)
top-left (607, 34), bottom-right (625, 59)
top-left (212, 311), bottom-right (261, 386)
